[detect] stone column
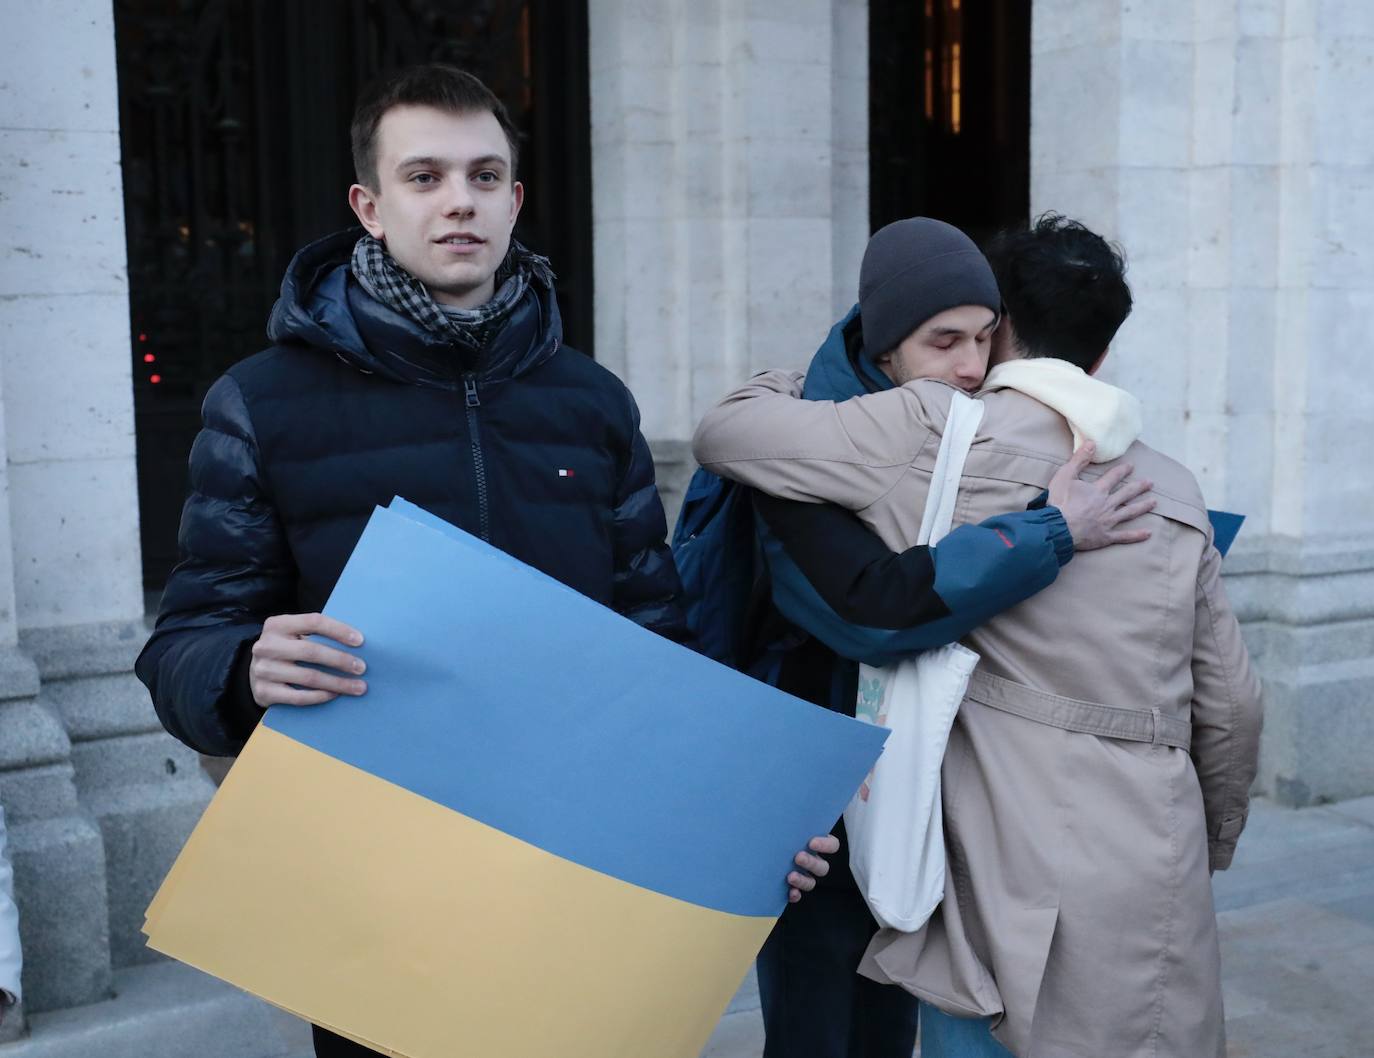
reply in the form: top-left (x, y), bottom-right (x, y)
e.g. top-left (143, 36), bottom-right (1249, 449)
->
top-left (1239, 0), bottom-right (1374, 804)
top-left (0, 0), bottom-right (215, 1023)
top-left (589, 0), bottom-right (869, 523)
top-left (1030, 0), bottom-right (1374, 803)
top-left (0, 359), bottom-right (110, 1024)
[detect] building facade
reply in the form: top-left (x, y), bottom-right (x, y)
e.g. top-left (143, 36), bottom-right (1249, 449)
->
top-left (0, 0), bottom-right (1371, 1049)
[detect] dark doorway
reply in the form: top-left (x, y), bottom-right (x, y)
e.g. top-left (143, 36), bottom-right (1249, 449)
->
top-left (115, 0), bottom-right (592, 591)
top-left (869, 0), bottom-right (1031, 245)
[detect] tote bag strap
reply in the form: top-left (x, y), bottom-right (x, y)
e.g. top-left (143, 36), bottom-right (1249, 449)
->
top-left (916, 391), bottom-right (985, 546)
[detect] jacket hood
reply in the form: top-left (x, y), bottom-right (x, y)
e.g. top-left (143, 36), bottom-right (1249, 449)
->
top-left (983, 358), bottom-right (1143, 462)
top-left (802, 304), bottom-right (894, 402)
top-left (266, 228), bottom-right (562, 388)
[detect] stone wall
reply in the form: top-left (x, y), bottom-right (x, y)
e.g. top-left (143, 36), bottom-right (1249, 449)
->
top-left (1030, 0), bottom-right (1374, 803)
top-left (590, 0), bottom-right (869, 448)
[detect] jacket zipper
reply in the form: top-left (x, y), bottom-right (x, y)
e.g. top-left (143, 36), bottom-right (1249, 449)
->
top-left (463, 375), bottom-right (491, 541)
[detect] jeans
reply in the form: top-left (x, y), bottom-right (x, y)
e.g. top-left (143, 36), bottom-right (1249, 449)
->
top-left (917, 1002), bottom-right (1014, 1058)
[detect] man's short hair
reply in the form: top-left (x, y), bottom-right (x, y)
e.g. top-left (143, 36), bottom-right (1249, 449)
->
top-left (984, 213), bottom-right (1133, 371)
top-left (351, 63), bottom-right (521, 190)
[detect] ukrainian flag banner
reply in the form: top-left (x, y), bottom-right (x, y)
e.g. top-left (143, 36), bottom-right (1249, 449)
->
top-left (145, 499), bottom-right (887, 1057)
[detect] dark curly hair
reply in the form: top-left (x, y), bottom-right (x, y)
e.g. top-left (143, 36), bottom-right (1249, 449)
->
top-left (351, 64), bottom-right (521, 191)
top-left (983, 213), bottom-right (1133, 371)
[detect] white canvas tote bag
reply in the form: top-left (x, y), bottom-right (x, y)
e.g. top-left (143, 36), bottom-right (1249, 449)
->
top-left (843, 390), bottom-right (984, 932)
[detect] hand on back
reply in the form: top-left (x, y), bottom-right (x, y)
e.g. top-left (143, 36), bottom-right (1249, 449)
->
top-left (1049, 442), bottom-right (1157, 551)
top-left (250, 613), bottom-right (367, 708)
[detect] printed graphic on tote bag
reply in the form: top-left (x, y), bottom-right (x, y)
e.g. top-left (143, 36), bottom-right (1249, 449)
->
top-left (854, 675), bottom-right (889, 802)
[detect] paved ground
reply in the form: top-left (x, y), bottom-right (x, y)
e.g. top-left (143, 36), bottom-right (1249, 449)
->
top-left (6, 796), bottom-right (1372, 1058)
top-left (1211, 796), bottom-right (1374, 1058)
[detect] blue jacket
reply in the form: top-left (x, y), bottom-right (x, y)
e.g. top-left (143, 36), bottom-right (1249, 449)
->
top-left (760, 307), bottom-right (1072, 671)
top-left (137, 229), bottom-right (686, 756)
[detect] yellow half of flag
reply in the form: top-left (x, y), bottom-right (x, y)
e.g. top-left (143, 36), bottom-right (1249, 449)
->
top-left (147, 725), bottom-right (772, 1058)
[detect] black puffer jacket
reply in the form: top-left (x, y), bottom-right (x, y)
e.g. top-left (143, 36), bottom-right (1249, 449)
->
top-left (137, 230), bottom-right (687, 756)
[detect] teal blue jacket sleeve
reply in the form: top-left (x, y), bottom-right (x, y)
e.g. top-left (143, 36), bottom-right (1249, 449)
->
top-left (763, 507), bottom-right (1072, 667)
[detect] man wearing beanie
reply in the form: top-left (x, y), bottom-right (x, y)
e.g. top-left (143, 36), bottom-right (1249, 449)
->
top-left (857, 216), bottom-right (1003, 373)
top-left (693, 214), bottom-right (1261, 1057)
top-left (704, 217), bottom-right (1158, 1058)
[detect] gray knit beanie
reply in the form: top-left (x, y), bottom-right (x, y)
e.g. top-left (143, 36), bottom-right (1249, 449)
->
top-left (858, 218), bottom-right (1001, 360)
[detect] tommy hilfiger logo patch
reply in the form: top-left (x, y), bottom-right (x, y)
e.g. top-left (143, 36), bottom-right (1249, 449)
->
top-left (558, 469), bottom-right (576, 478)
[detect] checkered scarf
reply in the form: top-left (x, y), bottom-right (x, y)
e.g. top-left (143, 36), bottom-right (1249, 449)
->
top-left (350, 233), bottom-right (554, 352)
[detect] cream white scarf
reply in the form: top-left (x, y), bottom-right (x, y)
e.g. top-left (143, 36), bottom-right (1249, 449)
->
top-left (982, 358), bottom-right (1143, 463)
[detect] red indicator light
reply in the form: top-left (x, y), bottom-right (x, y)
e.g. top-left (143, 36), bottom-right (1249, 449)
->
top-left (149, 374), bottom-right (162, 384)
top-left (138, 333), bottom-right (148, 342)
top-left (143, 353), bottom-right (156, 363)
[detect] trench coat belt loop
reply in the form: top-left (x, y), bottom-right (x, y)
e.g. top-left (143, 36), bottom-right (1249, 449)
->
top-left (964, 670), bottom-right (1191, 751)
top-left (1149, 706), bottom-right (1165, 746)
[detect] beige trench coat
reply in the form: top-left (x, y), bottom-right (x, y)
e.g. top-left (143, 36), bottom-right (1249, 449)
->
top-left (693, 371), bottom-right (1263, 1058)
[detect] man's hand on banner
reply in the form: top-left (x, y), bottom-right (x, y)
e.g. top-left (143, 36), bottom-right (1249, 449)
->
top-left (787, 834), bottom-right (840, 903)
top-left (250, 613), bottom-right (368, 708)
